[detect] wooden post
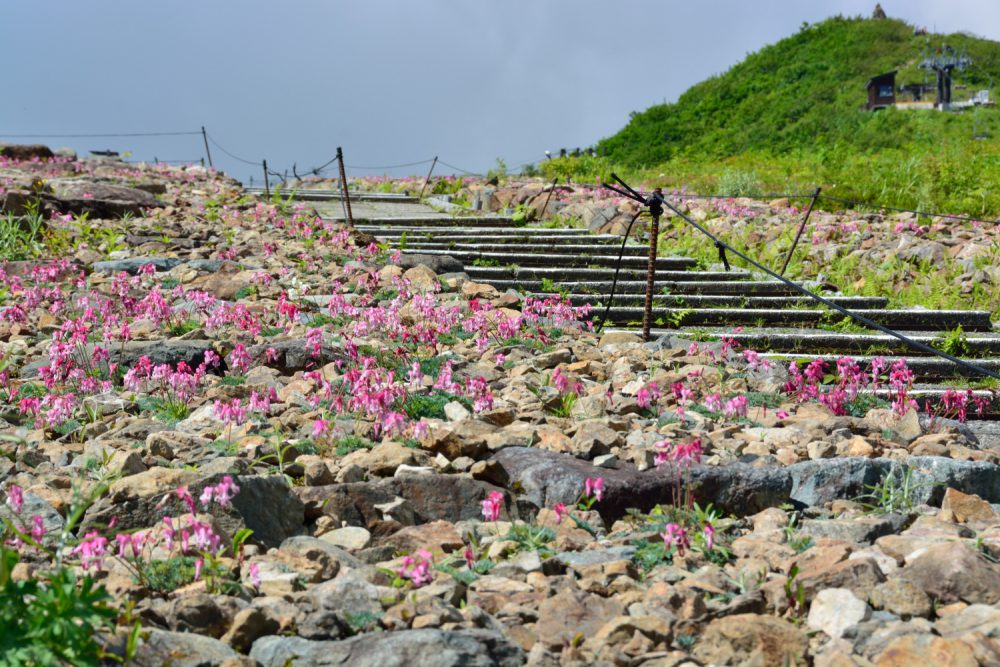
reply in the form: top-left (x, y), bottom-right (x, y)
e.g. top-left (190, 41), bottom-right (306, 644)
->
top-left (418, 156), bottom-right (438, 199)
top-left (201, 126), bottom-right (213, 168)
top-left (336, 147), bottom-right (354, 226)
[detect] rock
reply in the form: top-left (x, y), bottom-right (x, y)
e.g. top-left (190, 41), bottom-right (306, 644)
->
top-left (380, 520), bottom-right (463, 556)
top-left (48, 180), bottom-right (164, 217)
top-left (535, 588), bottom-right (623, 650)
top-left (487, 447), bottom-right (790, 521)
top-left (320, 526), bottom-right (372, 550)
top-left (296, 474), bottom-right (506, 526)
top-left (807, 588), bottom-right (871, 639)
top-left (402, 264), bottom-right (441, 293)
top-left (168, 594), bottom-right (229, 637)
top-left (248, 338), bottom-right (338, 373)
top-left (874, 633), bottom-right (980, 667)
top-left (900, 541), bottom-right (1000, 604)
top-left (397, 253), bottom-right (465, 275)
top-left (869, 578), bottom-right (932, 619)
top-left (1, 144), bottom-right (54, 160)
top-left (693, 613), bottom-right (807, 666)
top-left (364, 440), bottom-right (433, 477)
top-left (221, 607), bottom-right (279, 653)
top-left (250, 629), bottom-right (524, 667)
top-left (569, 420), bottom-right (621, 459)
top-left (941, 487), bottom-right (997, 523)
top-left (934, 603), bottom-right (1000, 638)
top-left (130, 628), bottom-right (238, 667)
top-left (797, 556), bottom-right (886, 602)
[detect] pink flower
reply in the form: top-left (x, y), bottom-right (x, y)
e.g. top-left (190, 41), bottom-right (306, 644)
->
top-left (481, 490), bottom-right (504, 522)
top-left (248, 562), bottom-right (261, 591)
top-left (71, 531), bottom-right (108, 571)
top-left (584, 477), bottom-right (604, 503)
top-left (464, 546), bottom-right (476, 569)
top-left (312, 418), bottom-right (330, 439)
top-left (553, 502), bottom-right (569, 525)
top-left (552, 368), bottom-right (570, 394)
top-left (5, 484), bottom-right (23, 513)
top-left (703, 524), bottom-right (715, 551)
top-left (194, 558), bottom-right (204, 581)
top-left (724, 395), bottom-right (748, 418)
top-left (397, 549), bottom-right (434, 587)
top-left (30, 515), bottom-right (44, 543)
top-left (661, 523), bottom-right (690, 556)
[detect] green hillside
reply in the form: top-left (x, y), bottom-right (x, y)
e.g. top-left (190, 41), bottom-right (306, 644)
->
top-left (582, 14), bottom-right (1000, 215)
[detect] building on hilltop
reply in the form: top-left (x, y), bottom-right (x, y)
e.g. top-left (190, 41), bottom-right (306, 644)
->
top-left (864, 71), bottom-right (896, 110)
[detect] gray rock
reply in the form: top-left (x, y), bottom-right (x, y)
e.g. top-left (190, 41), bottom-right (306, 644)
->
top-left (397, 253), bottom-right (465, 274)
top-left (48, 180), bottom-right (164, 217)
top-left (228, 475), bottom-right (305, 548)
top-left (130, 628), bottom-right (238, 667)
top-left (251, 629), bottom-right (524, 667)
top-left (22, 339), bottom-right (220, 379)
top-left (295, 474), bottom-right (507, 526)
top-left (487, 447), bottom-right (790, 521)
top-left (248, 338), bottom-right (339, 373)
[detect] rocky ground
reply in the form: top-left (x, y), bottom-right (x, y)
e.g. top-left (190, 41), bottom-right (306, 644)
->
top-left (1, 149), bottom-right (1000, 666)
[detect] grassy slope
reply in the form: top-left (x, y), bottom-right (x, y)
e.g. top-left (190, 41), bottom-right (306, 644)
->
top-left (590, 15), bottom-right (1000, 216)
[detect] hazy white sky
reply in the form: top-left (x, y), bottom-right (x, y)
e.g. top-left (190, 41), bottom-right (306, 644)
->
top-left (3, 1), bottom-right (998, 183)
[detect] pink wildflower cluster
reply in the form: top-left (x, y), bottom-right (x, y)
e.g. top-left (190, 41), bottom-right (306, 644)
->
top-left (396, 548), bottom-right (434, 587)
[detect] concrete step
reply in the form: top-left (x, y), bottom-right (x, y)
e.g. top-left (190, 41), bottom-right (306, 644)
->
top-left (593, 308), bottom-right (993, 331)
top-left (550, 293), bottom-right (889, 310)
top-left (465, 266), bottom-right (745, 282)
top-left (646, 329), bottom-right (1000, 355)
top-left (406, 249), bottom-right (696, 270)
top-left (480, 279), bottom-right (806, 295)
top-left (401, 242), bottom-right (650, 256)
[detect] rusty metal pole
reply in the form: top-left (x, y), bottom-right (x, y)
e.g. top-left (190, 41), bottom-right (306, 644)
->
top-left (262, 160), bottom-right (270, 199)
top-left (201, 126), bottom-right (213, 168)
top-left (336, 147), bottom-right (354, 226)
top-left (538, 177), bottom-right (558, 221)
top-left (418, 156), bottom-right (438, 199)
top-left (779, 187), bottom-right (822, 277)
top-left (642, 188), bottom-right (664, 341)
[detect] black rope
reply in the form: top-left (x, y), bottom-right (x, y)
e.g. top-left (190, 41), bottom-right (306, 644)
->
top-left (666, 192), bottom-right (817, 200)
top-left (604, 173), bottom-right (1000, 381)
top-left (0, 130), bottom-right (200, 138)
top-left (437, 160), bottom-right (481, 177)
top-left (206, 135), bottom-right (260, 166)
top-left (344, 158), bottom-right (434, 170)
top-left (818, 194), bottom-right (999, 226)
top-left (593, 209), bottom-right (645, 333)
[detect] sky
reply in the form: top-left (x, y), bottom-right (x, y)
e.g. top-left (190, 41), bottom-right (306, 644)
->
top-left (3, 1), bottom-right (999, 184)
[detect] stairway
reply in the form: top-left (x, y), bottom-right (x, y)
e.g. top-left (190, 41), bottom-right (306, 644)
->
top-left (301, 195), bottom-right (1000, 428)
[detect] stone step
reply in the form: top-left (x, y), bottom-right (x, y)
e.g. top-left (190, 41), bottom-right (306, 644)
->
top-left (549, 293), bottom-right (889, 310)
top-left (465, 266), bottom-right (745, 282)
top-left (402, 242), bottom-right (650, 256)
top-left (481, 279), bottom-right (804, 295)
top-left (655, 329), bottom-right (1000, 356)
top-left (406, 249), bottom-right (696, 270)
top-left (593, 308), bottom-right (993, 331)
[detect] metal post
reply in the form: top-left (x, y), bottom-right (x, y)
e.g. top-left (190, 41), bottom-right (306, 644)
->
top-left (336, 147), bottom-right (354, 226)
top-left (418, 156), bottom-right (438, 199)
top-left (538, 177), bottom-right (558, 220)
top-left (201, 126), bottom-right (213, 168)
top-left (779, 187), bottom-right (822, 277)
top-left (262, 160), bottom-right (270, 199)
top-left (642, 188), bottom-right (664, 341)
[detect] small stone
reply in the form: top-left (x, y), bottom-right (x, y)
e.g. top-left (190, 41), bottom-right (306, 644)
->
top-left (319, 526), bottom-right (371, 550)
top-left (807, 588), bottom-right (871, 639)
top-left (941, 487), bottom-right (997, 524)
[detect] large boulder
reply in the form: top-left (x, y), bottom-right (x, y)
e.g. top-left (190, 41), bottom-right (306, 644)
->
top-left (486, 447), bottom-right (790, 521)
top-left (250, 629), bottom-right (524, 667)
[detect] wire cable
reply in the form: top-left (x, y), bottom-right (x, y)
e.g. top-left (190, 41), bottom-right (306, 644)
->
top-left (593, 209), bottom-right (646, 333)
top-left (0, 130), bottom-right (201, 138)
top-left (205, 134), bottom-right (261, 166)
top-left (437, 160), bottom-right (482, 176)
top-left (818, 194), bottom-right (999, 226)
top-left (344, 158), bottom-right (435, 170)
top-left (604, 174), bottom-right (1000, 380)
